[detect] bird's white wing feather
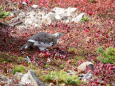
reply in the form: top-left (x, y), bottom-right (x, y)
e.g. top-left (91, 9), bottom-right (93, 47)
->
top-left (28, 39), bottom-right (36, 43)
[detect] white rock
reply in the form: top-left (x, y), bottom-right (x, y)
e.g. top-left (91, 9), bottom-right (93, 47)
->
top-left (20, 73), bottom-right (31, 85)
top-left (18, 11), bottom-right (25, 17)
top-left (42, 17), bottom-right (52, 25)
top-left (52, 7), bottom-right (66, 20)
top-left (77, 61), bottom-right (93, 73)
top-left (45, 12), bottom-right (55, 18)
top-left (8, 12), bottom-right (15, 17)
top-left (34, 24), bottom-right (40, 28)
top-left (7, 79), bottom-right (13, 85)
top-left (31, 5), bottom-right (38, 9)
top-left (26, 11), bottom-right (36, 17)
top-left (55, 14), bottom-right (62, 20)
top-left (48, 83), bottom-right (55, 86)
top-left (20, 70), bottom-right (44, 86)
top-left (72, 13), bottom-right (86, 22)
top-left (14, 72), bottom-right (24, 80)
top-left (43, 12), bottom-right (55, 25)
top-left (25, 19), bottom-right (32, 24)
top-left (52, 7), bottom-right (77, 21)
top-left (65, 7), bottom-right (77, 16)
top-left (52, 7), bottom-right (65, 15)
top-left (11, 6), bottom-right (88, 29)
top-left (62, 17), bottom-right (71, 23)
top-left (24, 11), bottom-right (42, 27)
top-left (22, 2), bottom-right (27, 5)
top-left (25, 56), bottom-right (31, 63)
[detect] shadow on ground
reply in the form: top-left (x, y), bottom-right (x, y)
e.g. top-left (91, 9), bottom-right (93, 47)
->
top-left (0, 24), bottom-right (25, 53)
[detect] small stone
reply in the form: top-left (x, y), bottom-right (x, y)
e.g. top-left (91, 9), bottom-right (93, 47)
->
top-left (79, 72), bottom-right (93, 82)
top-left (85, 37), bottom-right (91, 42)
top-left (20, 73), bottom-right (31, 85)
top-left (55, 14), bottom-right (62, 20)
top-left (60, 83), bottom-right (66, 86)
top-left (48, 83), bottom-right (55, 86)
top-left (31, 5), bottom-right (38, 9)
top-left (77, 61), bottom-right (94, 73)
top-left (22, 2), bottom-right (27, 5)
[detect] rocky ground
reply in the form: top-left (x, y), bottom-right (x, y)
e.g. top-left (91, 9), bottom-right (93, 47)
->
top-left (0, 0), bottom-right (115, 86)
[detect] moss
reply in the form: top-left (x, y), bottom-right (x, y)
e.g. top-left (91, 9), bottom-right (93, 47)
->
top-left (41, 70), bottom-right (81, 85)
top-left (0, 53), bottom-right (15, 63)
top-left (13, 65), bottom-right (26, 74)
top-left (74, 56), bottom-right (85, 61)
top-left (0, 6), bottom-right (10, 19)
top-left (59, 64), bottom-right (65, 69)
top-left (0, 52), bottom-right (24, 63)
top-left (68, 47), bottom-right (78, 53)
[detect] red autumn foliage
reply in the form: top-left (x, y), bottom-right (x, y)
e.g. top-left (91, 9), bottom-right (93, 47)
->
top-left (0, 0), bottom-right (114, 85)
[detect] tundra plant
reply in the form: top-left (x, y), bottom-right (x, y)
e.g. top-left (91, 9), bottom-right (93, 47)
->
top-left (0, 7), bottom-right (10, 19)
top-left (41, 70), bottom-right (81, 85)
top-left (97, 47), bottom-right (115, 64)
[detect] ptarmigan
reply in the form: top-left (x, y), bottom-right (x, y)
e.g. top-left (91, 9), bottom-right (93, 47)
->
top-left (20, 32), bottom-right (63, 51)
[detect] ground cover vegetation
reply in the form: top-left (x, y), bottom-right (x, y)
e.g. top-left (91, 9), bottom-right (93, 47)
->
top-left (0, 0), bottom-right (114, 86)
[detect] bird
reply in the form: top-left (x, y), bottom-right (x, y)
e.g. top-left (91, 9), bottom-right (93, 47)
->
top-left (20, 32), bottom-right (63, 51)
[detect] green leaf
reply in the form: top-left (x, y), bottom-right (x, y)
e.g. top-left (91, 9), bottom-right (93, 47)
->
top-left (81, 16), bottom-right (89, 22)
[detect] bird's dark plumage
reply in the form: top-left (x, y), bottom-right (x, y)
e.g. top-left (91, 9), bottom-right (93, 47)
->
top-left (20, 32), bottom-right (63, 51)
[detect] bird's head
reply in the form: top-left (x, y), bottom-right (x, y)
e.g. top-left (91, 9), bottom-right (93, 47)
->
top-left (53, 32), bottom-right (64, 39)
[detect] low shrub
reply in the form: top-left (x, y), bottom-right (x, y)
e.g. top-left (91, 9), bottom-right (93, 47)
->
top-left (41, 70), bottom-right (81, 85)
top-left (97, 47), bottom-right (115, 64)
top-left (0, 6), bottom-right (10, 19)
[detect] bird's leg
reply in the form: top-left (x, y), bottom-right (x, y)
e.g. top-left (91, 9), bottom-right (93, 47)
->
top-left (20, 42), bottom-right (33, 50)
top-left (20, 43), bottom-right (28, 50)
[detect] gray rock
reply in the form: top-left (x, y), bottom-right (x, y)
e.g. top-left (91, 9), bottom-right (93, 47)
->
top-left (79, 72), bottom-right (93, 82)
top-left (8, 6), bottom-right (88, 29)
top-left (20, 70), bottom-right (44, 86)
